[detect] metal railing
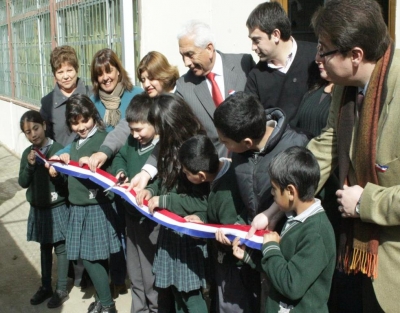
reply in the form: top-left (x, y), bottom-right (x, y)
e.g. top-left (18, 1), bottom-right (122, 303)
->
top-left (0, 0), bottom-right (123, 106)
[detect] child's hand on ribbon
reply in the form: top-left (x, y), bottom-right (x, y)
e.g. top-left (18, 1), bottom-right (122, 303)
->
top-left (147, 196), bottom-right (159, 214)
top-left (58, 153), bottom-right (70, 165)
top-left (263, 231), bottom-right (280, 244)
top-left (232, 237), bottom-right (246, 260)
top-left (184, 215), bottom-right (204, 223)
top-left (136, 189), bottom-right (152, 207)
top-left (215, 229), bottom-right (232, 246)
top-left (49, 166), bottom-right (58, 178)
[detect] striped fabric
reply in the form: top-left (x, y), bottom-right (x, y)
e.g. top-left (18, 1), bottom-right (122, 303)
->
top-left (66, 203), bottom-right (121, 260)
top-left (27, 203), bottom-right (69, 244)
top-left (153, 226), bottom-right (208, 292)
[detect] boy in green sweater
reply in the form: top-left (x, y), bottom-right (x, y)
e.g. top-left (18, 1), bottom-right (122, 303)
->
top-left (233, 146), bottom-right (336, 313)
top-left (179, 134), bottom-right (260, 313)
top-left (111, 93), bottom-right (161, 312)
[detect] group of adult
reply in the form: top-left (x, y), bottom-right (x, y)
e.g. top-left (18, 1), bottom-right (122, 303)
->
top-left (37, 0), bottom-right (400, 312)
top-left (39, 44), bottom-right (180, 301)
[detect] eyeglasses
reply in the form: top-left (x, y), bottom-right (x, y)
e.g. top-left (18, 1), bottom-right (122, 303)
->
top-left (319, 49), bottom-right (339, 58)
top-left (317, 44), bottom-right (339, 58)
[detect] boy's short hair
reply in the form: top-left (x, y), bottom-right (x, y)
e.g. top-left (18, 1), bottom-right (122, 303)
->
top-left (178, 134), bottom-right (219, 174)
top-left (268, 146), bottom-right (320, 201)
top-left (125, 93), bottom-right (153, 124)
top-left (214, 91), bottom-right (266, 143)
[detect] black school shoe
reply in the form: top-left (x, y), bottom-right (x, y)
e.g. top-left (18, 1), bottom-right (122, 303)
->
top-left (87, 301), bottom-right (117, 313)
top-left (87, 300), bottom-right (102, 313)
top-left (30, 286), bottom-right (53, 305)
top-left (101, 303), bottom-right (117, 313)
top-left (47, 289), bottom-right (69, 308)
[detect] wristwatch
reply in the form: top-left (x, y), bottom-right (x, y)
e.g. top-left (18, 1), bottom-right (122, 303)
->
top-left (355, 198), bottom-right (361, 215)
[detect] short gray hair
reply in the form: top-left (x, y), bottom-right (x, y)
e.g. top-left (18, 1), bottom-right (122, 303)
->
top-left (177, 20), bottom-right (216, 48)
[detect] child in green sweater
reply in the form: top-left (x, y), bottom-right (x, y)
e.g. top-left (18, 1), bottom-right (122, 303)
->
top-left (111, 93), bottom-right (161, 312)
top-left (136, 94), bottom-right (209, 312)
top-left (232, 146), bottom-right (336, 313)
top-left (19, 110), bottom-right (69, 308)
top-left (50, 94), bottom-right (120, 313)
top-left (179, 134), bottom-right (260, 313)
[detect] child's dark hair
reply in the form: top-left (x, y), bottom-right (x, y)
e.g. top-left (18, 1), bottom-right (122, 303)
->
top-left (148, 93), bottom-right (205, 190)
top-left (214, 91), bottom-right (266, 143)
top-left (125, 93), bottom-right (153, 124)
top-left (20, 110), bottom-right (45, 132)
top-left (178, 135), bottom-right (219, 174)
top-left (65, 94), bottom-right (105, 132)
top-left (268, 146), bottom-right (320, 201)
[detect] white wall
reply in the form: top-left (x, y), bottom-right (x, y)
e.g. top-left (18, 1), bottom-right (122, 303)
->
top-left (2, 0), bottom-right (400, 156)
top-left (138, 0), bottom-right (261, 76)
top-left (396, 3), bottom-right (400, 46)
top-left (0, 99), bottom-right (31, 156)
top-left (1, 0), bottom-right (261, 157)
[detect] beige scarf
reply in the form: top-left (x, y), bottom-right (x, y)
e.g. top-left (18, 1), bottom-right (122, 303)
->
top-left (99, 82), bottom-right (124, 127)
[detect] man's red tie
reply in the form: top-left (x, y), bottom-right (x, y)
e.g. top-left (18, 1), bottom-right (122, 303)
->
top-left (206, 72), bottom-right (223, 106)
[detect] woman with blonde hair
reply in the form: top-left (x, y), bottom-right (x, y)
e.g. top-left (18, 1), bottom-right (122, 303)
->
top-left (137, 51), bottom-right (179, 97)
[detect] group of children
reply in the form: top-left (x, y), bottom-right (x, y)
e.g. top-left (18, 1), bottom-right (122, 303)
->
top-left (19, 90), bottom-right (336, 313)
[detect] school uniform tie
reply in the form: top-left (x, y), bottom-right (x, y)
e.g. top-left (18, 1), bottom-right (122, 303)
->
top-left (206, 72), bottom-right (224, 106)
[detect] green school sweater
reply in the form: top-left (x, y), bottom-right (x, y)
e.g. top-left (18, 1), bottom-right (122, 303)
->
top-left (111, 135), bottom-right (157, 218)
top-left (147, 177), bottom-right (209, 217)
top-left (19, 141), bottom-right (68, 208)
top-left (197, 164), bottom-right (248, 266)
top-left (246, 209), bottom-right (336, 313)
top-left (68, 130), bottom-right (113, 205)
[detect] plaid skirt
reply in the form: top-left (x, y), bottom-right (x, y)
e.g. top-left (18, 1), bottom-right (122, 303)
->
top-left (66, 202), bottom-right (121, 261)
top-left (27, 203), bottom-right (69, 244)
top-left (153, 226), bottom-right (208, 292)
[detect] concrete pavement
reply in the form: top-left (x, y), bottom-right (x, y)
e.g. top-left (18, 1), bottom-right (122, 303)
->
top-left (0, 144), bottom-right (131, 313)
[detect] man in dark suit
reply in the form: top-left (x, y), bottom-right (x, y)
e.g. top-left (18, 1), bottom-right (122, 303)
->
top-left (127, 21), bottom-right (254, 190)
top-left (245, 2), bottom-right (317, 126)
top-left (176, 20), bottom-right (255, 156)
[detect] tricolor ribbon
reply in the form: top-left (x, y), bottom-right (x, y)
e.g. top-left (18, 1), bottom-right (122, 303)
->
top-left (35, 150), bottom-right (267, 250)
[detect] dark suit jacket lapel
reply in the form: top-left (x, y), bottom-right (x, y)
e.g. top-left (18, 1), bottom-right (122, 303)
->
top-left (193, 77), bottom-right (216, 118)
top-left (220, 52), bottom-right (238, 97)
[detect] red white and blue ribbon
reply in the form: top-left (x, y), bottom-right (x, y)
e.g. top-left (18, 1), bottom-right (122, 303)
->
top-left (35, 151), bottom-right (267, 250)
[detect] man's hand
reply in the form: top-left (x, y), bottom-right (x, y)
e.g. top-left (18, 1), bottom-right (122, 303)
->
top-left (336, 185), bottom-right (363, 218)
top-left (88, 152), bottom-right (108, 172)
top-left (126, 170), bottom-right (151, 193)
top-left (263, 231), bottom-right (280, 244)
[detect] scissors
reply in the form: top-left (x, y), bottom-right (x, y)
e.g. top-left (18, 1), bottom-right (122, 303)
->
top-left (104, 175), bottom-right (126, 193)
